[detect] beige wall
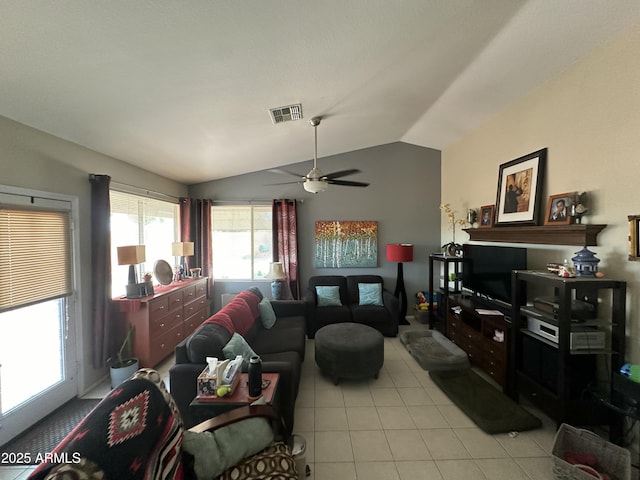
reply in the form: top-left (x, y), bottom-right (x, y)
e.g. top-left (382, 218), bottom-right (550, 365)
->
top-left (0, 115), bottom-right (187, 392)
top-left (442, 24), bottom-right (640, 362)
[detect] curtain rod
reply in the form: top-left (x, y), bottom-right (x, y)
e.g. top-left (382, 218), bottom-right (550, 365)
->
top-left (109, 180), bottom-right (180, 202)
top-left (212, 199), bottom-right (303, 205)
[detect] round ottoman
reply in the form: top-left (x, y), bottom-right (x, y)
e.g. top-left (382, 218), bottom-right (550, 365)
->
top-left (314, 323), bottom-right (384, 385)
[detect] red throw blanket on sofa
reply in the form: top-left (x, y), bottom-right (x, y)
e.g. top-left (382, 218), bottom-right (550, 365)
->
top-left (204, 290), bottom-right (261, 336)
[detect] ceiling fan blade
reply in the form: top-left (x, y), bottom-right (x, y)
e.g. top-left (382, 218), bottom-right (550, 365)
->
top-left (266, 180), bottom-right (304, 185)
top-left (268, 168), bottom-right (306, 179)
top-left (328, 179), bottom-right (369, 187)
top-left (322, 169), bottom-right (361, 180)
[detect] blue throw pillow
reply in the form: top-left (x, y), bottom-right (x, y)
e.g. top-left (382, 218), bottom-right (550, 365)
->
top-left (258, 298), bottom-right (277, 329)
top-left (222, 332), bottom-right (257, 363)
top-left (358, 283), bottom-right (383, 306)
top-left (315, 285), bottom-right (342, 307)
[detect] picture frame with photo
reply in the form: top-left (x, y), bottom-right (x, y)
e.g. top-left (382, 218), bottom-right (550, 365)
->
top-left (544, 192), bottom-right (575, 225)
top-left (495, 148), bottom-right (546, 226)
top-left (479, 205), bottom-right (495, 228)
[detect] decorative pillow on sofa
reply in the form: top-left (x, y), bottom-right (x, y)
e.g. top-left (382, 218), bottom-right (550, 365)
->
top-left (182, 401), bottom-right (274, 480)
top-left (222, 332), bottom-right (257, 363)
top-left (258, 298), bottom-right (277, 329)
top-left (316, 285), bottom-right (342, 307)
top-left (358, 283), bottom-right (383, 306)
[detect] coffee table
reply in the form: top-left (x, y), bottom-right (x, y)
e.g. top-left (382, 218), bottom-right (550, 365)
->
top-left (189, 372), bottom-right (280, 425)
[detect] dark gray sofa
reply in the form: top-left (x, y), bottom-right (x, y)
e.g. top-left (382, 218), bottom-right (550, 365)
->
top-left (169, 287), bottom-right (305, 435)
top-left (304, 275), bottom-right (399, 338)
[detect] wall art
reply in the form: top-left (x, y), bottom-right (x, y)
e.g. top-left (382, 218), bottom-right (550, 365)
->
top-left (315, 220), bottom-right (377, 268)
top-left (495, 148), bottom-right (546, 226)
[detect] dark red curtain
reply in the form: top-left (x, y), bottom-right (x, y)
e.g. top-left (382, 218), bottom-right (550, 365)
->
top-left (272, 199), bottom-right (299, 299)
top-left (179, 197), bottom-right (213, 292)
top-left (89, 174), bottom-right (113, 368)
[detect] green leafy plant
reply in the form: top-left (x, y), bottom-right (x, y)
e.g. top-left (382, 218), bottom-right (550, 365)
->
top-left (440, 203), bottom-right (466, 255)
top-left (108, 324), bottom-right (137, 368)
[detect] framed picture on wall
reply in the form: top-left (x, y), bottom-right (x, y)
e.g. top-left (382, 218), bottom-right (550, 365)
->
top-left (479, 205), bottom-right (495, 228)
top-left (629, 215), bottom-right (640, 261)
top-left (543, 192), bottom-right (575, 225)
top-left (495, 148), bottom-right (546, 226)
top-left (314, 220), bottom-right (378, 268)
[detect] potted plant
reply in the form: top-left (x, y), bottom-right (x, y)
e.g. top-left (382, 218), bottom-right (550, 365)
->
top-left (109, 324), bottom-right (139, 388)
top-left (440, 203), bottom-right (466, 256)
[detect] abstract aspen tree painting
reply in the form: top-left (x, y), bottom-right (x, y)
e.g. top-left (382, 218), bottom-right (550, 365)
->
top-left (315, 220), bottom-right (377, 268)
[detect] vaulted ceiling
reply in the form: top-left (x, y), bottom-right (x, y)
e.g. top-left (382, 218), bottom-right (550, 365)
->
top-left (2, 1), bottom-right (640, 184)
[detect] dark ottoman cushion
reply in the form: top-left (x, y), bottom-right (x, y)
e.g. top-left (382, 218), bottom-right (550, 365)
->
top-left (314, 322), bottom-right (384, 384)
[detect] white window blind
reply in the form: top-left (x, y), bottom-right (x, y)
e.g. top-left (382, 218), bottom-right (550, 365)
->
top-left (110, 190), bottom-right (179, 296)
top-left (0, 207), bottom-right (72, 312)
top-left (212, 205), bottom-right (272, 279)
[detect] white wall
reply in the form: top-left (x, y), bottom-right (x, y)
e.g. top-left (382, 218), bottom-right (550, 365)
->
top-left (0, 115), bottom-right (187, 392)
top-left (441, 24), bottom-right (640, 362)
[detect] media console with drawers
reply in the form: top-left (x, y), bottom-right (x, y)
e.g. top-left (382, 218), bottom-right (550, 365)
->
top-left (114, 277), bottom-right (209, 367)
top-left (445, 294), bottom-right (509, 388)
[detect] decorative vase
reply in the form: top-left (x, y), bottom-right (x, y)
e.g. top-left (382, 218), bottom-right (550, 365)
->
top-left (443, 244), bottom-right (458, 257)
top-left (571, 247), bottom-right (600, 277)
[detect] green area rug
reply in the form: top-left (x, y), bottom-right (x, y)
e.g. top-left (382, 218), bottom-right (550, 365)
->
top-left (429, 368), bottom-right (542, 434)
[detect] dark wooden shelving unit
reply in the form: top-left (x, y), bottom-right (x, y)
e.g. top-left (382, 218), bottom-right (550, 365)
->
top-left (463, 224), bottom-right (606, 246)
top-left (509, 270), bottom-right (626, 429)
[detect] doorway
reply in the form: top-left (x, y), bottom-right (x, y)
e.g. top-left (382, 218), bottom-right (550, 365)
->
top-left (0, 186), bottom-right (80, 446)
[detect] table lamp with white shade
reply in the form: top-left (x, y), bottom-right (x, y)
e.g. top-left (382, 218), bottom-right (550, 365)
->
top-left (266, 262), bottom-right (287, 300)
top-left (117, 245), bottom-right (146, 298)
top-left (172, 241), bottom-right (194, 281)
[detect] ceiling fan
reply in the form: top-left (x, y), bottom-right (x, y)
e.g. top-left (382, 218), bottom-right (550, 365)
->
top-left (269, 116), bottom-right (369, 194)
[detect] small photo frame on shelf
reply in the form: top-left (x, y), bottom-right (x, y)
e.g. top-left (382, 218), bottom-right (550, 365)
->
top-left (479, 205), bottom-right (495, 228)
top-left (544, 192), bottom-right (575, 225)
top-left (495, 148), bottom-right (546, 226)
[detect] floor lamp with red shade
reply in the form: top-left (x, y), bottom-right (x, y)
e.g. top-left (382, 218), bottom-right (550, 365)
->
top-left (386, 243), bottom-right (413, 325)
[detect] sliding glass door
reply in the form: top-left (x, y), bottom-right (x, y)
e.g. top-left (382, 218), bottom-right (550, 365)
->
top-left (0, 187), bottom-right (79, 446)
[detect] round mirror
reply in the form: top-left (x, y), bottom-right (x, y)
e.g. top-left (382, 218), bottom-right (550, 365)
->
top-left (153, 259), bottom-right (173, 285)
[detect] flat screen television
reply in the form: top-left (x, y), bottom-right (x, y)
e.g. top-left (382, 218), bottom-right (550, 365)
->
top-left (461, 244), bottom-right (527, 305)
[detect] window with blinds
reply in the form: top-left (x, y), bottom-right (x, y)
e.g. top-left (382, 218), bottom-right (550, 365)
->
top-left (0, 207), bottom-right (72, 312)
top-left (212, 205), bottom-right (272, 279)
top-left (110, 190), bottom-right (179, 296)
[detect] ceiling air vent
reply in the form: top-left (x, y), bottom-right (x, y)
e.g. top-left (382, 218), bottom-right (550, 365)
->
top-left (269, 104), bottom-right (303, 124)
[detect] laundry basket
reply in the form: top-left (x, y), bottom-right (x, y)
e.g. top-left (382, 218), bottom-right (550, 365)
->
top-left (552, 423), bottom-right (631, 480)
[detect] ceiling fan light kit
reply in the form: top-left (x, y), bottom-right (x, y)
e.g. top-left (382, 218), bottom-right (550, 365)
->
top-left (304, 179), bottom-right (328, 194)
top-left (268, 116), bottom-right (369, 194)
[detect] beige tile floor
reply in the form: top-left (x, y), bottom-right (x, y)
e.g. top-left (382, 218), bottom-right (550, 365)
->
top-left (2, 320), bottom-right (559, 480)
top-left (293, 321), bottom-right (558, 480)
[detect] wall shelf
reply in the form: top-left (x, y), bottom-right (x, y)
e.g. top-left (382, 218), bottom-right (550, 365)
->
top-left (463, 224), bottom-right (606, 246)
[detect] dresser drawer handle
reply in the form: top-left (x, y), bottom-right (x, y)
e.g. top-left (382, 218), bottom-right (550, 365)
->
top-left (160, 343), bottom-right (165, 349)
top-left (160, 323), bottom-right (165, 328)
top-left (159, 305), bottom-right (165, 310)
